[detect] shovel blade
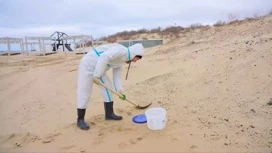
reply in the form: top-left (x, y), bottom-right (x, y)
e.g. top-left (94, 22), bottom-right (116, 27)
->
top-left (136, 103), bottom-right (152, 109)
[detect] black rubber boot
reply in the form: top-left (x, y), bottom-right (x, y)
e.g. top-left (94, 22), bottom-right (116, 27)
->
top-left (104, 102), bottom-right (123, 120)
top-left (77, 108), bottom-right (90, 130)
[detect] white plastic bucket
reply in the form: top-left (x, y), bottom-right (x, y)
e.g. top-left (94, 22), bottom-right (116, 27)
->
top-left (145, 107), bottom-right (167, 130)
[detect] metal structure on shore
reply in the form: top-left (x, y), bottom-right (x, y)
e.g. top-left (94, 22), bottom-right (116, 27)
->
top-left (0, 31), bottom-right (94, 56)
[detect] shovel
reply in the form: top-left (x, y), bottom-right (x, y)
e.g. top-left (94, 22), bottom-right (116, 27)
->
top-left (97, 82), bottom-right (152, 109)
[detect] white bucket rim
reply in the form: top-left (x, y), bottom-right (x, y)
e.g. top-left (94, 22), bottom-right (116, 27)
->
top-left (145, 107), bottom-right (166, 115)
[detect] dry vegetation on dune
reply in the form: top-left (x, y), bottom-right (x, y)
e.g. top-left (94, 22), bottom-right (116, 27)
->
top-left (99, 12), bottom-right (272, 43)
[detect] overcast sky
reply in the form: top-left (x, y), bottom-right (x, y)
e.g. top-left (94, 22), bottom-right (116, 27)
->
top-left (0, 0), bottom-right (271, 39)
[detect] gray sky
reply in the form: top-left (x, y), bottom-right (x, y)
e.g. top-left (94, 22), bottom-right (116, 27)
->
top-left (0, 0), bottom-right (271, 39)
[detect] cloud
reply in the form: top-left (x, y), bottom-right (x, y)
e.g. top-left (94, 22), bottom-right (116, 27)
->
top-left (0, 0), bottom-right (271, 38)
top-left (0, 25), bottom-right (83, 38)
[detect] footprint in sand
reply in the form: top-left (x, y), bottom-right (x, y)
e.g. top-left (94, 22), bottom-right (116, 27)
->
top-left (190, 145), bottom-right (198, 150)
top-left (118, 142), bottom-right (128, 148)
top-left (171, 137), bottom-right (179, 142)
top-left (117, 137), bottom-right (144, 149)
top-left (60, 145), bottom-right (76, 150)
top-left (60, 145), bottom-right (85, 152)
top-left (42, 132), bottom-right (62, 144)
top-left (116, 108), bottom-right (133, 116)
top-left (1, 133), bottom-right (16, 143)
top-left (1, 133), bottom-right (40, 148)
top-left (129, 137), bottom-right (144, 145)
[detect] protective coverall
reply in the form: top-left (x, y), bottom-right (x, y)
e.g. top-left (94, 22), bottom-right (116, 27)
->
top-left (76, 43), bottom-right (144, 130)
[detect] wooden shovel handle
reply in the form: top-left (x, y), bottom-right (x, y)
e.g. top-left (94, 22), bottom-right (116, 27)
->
top-left (97, 82), bottom-right (139, 107)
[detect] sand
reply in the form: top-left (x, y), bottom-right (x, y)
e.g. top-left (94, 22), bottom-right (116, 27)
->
top-left (0, 15), bottom-right (272, 152)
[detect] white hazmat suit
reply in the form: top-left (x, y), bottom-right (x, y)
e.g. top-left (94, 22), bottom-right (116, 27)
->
top-left (77, 43), bottom-right (144, 109)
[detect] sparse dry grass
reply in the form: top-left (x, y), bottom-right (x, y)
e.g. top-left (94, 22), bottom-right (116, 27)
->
top-left (213, 20), bottom-right (226, 27)
top-left (269, 9), bottom-right (272, 15)
top-left (97, 11), bottom-right (272, 42)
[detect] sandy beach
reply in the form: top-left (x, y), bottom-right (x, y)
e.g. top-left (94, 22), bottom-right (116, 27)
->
top-left (0, 15), bottom-right (272, 152)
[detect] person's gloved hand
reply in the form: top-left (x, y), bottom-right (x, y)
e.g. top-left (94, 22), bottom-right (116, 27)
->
top-left (119, 93), bottom-right (126, 100)
top-left (93, 79), bottom-right (101, 85)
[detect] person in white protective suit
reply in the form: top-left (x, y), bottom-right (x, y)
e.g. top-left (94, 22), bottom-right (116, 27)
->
top-left (77, 43), bottom-right (144, 130)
